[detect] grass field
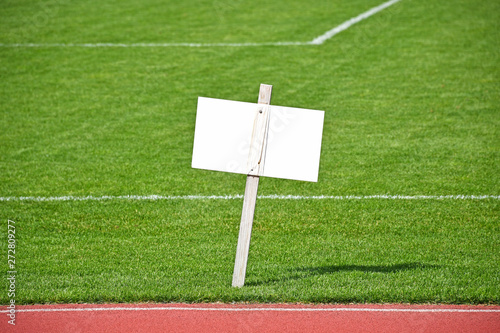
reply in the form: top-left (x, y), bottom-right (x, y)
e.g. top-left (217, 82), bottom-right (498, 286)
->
top-left (1, 0), bottom-right (499, 304)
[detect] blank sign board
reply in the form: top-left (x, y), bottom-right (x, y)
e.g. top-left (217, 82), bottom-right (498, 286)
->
top-left (192, 97), bottom-right (324, 182)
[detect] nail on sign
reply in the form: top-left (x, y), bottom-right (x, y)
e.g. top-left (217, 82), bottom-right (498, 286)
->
top-left (192, 97), bottom-right (324, 182)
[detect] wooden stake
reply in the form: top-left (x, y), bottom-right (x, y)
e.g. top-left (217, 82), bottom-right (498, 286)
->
top-left (232, 84), bottom-right (272, 287)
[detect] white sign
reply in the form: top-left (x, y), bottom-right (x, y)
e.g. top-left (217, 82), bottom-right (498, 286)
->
top-left (192, 97), bottom-right (324, 182)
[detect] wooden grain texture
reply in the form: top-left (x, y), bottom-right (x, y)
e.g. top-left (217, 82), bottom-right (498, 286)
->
top-left (232, 84), bottom-right (272, 288)
top-left (258, 84), bottom-right (273, 105)
top-left (247, 104), bottom-right (270, 176)
top-left (231, 174), bottom-right (260, 287)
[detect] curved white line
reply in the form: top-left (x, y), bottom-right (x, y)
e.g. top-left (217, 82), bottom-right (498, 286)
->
top-left (310, 0), bottom-right (402, 44)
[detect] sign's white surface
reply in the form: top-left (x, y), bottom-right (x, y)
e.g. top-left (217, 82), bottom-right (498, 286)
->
top-left (192, 97), bottom-right (324, 182)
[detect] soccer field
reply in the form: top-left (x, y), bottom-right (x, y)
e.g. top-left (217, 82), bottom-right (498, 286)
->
top-left (1, 0), bottom-right (499, 304)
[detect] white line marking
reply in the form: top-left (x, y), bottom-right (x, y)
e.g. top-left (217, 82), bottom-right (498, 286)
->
top-left (0, 41), bottom-right (311, 48)
top-left (0, 0), bottom-right (402, 48)
top-left (0, 195), bottom-right (499, 202)
top-left (0, 195), bottom-right (242, 202)
top-left (310, 0), bottom-right (402, 44)
top-left (1, 306), bottom-right (499, 313)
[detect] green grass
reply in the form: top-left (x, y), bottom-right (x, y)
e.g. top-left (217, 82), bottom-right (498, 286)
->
top-left (1, 0), bottom-right (499, 304)
top-left (2, 199), bottom-right (498, 303)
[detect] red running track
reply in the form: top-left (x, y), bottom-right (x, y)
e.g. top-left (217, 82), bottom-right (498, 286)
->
top-left (1, 303), bottom-right (499, 333)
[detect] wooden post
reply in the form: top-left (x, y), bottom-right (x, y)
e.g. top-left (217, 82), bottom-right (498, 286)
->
top-left (232, 84), bottom-right (272, 287)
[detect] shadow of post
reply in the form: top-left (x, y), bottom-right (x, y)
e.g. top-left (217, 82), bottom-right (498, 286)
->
top-left (301, 263), bottom-right (438, 274)
top-left (245, 262), bottom-right (439, 287)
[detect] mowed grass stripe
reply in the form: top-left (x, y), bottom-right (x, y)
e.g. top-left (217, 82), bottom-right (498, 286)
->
top-left (0, 0), bottom-right (403, 47)
top-left (1, 199), bottom-right (498, 304)
top-left (0, 0), bottom-right (394, 44)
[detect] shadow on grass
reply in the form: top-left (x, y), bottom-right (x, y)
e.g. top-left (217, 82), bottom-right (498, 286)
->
top-left (245, 262), bottom-right (439, 287)
top-left (300, 263), bottom-right (438, 274)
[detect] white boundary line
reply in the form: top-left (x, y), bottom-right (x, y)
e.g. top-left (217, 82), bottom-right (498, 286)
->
top-left (0, 0), bottom-right (402, 48)
top-left (0, 195), bottom-right (499, 202)
top-left (1, 306), bottom-right (499, 313)
top-left (0, 41), bottom-right (311, 48)
top-left (310, 0), bottom-right (402, 44)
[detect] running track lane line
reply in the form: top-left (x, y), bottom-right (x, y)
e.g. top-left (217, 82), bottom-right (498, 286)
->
top-left (1, 303), bottom-right (499, 333)
top-left (0, 0), bottom-right (402, 48)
